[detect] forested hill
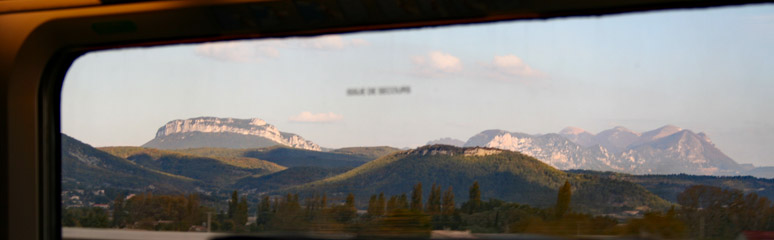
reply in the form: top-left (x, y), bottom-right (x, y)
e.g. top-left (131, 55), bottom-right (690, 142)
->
top-left (61, 134), bottom-right (195, 193)
top-left (232, 166), bottom-right (350, 194)
top-left (291, 145), bottom-right (670, 214)
top-left (569, 170), bottom-right (774, 202)
top-left (171, 146), bottom-right (374, 168)
top-left (99, 147), bottom-right (285, 187)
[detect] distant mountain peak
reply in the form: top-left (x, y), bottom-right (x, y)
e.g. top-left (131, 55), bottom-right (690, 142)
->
top-left (659, 124), bottom-right (681, 130)
top-left (143, 117), bottom-right (321, 151)
top-left (641, 125), bottom-right (683, 141)
top-left (560, 126), bottom-right (589, 135)
top-left (654, 125), bottom-right (683, 133)
top-left (608, 126), bottom-right (640, 135)
top-left (462, 125), bottom-right (741, 175)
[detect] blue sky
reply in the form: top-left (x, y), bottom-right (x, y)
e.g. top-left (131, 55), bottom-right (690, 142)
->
top-left (62, 4), bottom-right (774, 166)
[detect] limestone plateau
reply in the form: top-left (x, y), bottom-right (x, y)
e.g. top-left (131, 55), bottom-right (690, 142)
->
top-left (142, 117), bottom-right (320, 151)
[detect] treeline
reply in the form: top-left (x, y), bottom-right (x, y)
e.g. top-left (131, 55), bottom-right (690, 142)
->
top-left (251, 183), bottom-right (440, 237)
top-left (677, 185), bottom-right (774, 239)
top-left (62, 183), bottom-right (774, 239)
top-left (62, 193), bottom-right (206, 231)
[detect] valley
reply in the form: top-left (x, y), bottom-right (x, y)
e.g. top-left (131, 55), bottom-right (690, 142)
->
top-left (60, 117), bottom-right (774, 238)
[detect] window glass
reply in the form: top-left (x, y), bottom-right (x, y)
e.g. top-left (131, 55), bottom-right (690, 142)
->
top-left (61, 4), bottom-right (774, 239)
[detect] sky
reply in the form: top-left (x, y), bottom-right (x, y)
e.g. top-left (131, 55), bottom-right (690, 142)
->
top-left (62, 4), bottom-right (774, 166)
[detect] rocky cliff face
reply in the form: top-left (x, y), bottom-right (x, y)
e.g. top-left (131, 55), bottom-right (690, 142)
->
top-left (144, 117), bottom-right (321, 151)
top-left (464, 126), bottom-right (742, 175)
top-left (465, 130), bottom-right (615, 171)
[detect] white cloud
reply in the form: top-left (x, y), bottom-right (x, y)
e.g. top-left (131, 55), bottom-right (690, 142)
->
top-left (411, 51), bottom-right (462, 77)
top-left (194, 40), bottom-right (282, 62)
top-left (487, 54), bottom-right (545, 80)
top-left (289, 111), bottom-right (343, 123)
top-left (297, 35), bottom-right (370, 50)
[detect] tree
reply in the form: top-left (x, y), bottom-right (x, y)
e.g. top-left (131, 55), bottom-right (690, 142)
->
top-left (346, 193), bottom-right (356, 211)
top-left (268, 194), bottom-right (304, 231)
top-left (112, 194), bottom-right (126, 228)
top-left (368, 194), bottom-right (378, 216)
top-left (556, 180), bottom-right (571, 218)
top-left (625, 207), bottom-right (686, 239)
top-left (411, 182), bottom-right (423, 212)
top-left (257, 195), bottom-right (272, 226)
top-left (376, 193), bottom-right (386, 216)
top-left (63, 207), bottom-right (111, 228)
top-left (387, 195), bottom-right (398, 213)
top-left (440, 186), bottom-right (460, 230)
top-left (467, 181), bottom-right (481, 214)
top-left (228, 190), bottom-right (238, 219)
top-left (234, 196), bottom-right (248, 230)
top-left (82, 207), bottom-right (111, 228)
top-left (368, 193), bottom-right (388, 217)
top-left (271, 197), bottom-right (278, 213)
top-left (216, 210), bottom-right (229, 232)
top-left (182, 194), bottom-right (201, 230)
top-left (398, 194), bottom-right (409, 210)
top-left (321, 193), bottom-right (327, 209)
top-left (678, 185), bottom-right (774, 239)
top-left (442, 186), bottom-right (455, 216)
top-left (426, 183), bottom-right (441, 215)
top-left (331, 193), bottom-right (357, 223)
top-left (304, 194), bottom-right (325, 221)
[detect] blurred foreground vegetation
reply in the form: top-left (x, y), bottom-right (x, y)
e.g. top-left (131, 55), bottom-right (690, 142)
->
top-left (63, 182), bottom-right (774, 239)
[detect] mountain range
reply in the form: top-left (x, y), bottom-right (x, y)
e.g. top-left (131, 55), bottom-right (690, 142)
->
top-left (60, 116), bottom-right (774, 216)
top-left (462, 125), bottom-right (743, 175)
top-left (138, 117), bottom-right (753, 176)
top-left (63, 130), bottom-right (774, 215)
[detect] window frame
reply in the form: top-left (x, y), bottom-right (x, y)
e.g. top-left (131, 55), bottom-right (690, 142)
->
top-left (2, 0), bottom-right (771, 239)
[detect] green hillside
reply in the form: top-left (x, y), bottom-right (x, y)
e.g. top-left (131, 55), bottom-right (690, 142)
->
top-left (232, 166), bottom-right (350, 194)
top-left (62, 134), bottom-right (195, 193)
top-left (100, 147), bottom-right (284, 187)
top-left (293, 145), bottom-right (670, 214)
top-left (174, 146), bottom-right (372, 168)
top-left (102, 146), bottom-right (286, 171)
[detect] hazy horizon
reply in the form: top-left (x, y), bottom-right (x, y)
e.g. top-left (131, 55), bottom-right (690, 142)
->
top-left (62, 4), bottom-right (774, 165)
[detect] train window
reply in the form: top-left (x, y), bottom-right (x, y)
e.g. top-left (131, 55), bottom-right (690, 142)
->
top-left (60, 3), bottom-right (774, 239)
